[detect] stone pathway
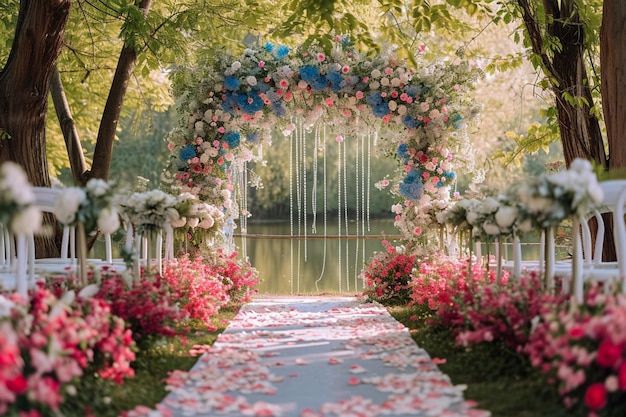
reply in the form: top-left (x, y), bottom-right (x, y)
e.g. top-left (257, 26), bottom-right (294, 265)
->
top-left (156, 296), bottom-right (490, 417)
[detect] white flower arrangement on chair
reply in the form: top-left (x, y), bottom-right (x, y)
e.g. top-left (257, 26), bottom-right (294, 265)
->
top-left (0, 162), bottom-right (42, 235)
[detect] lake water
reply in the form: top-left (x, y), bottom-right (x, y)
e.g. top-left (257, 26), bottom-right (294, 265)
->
top-left (235, 219), bottom-right (399, 295)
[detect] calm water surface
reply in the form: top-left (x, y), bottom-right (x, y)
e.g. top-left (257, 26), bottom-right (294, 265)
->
top-left (235, 219), bottom-right (399, 295)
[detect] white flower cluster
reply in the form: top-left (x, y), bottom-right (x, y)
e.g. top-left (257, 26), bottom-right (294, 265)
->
top-left (0, 162), bottom-right (42, 235)
top-left (121, 189), bottom-right (181, 234)
top-left (171, 193), bottom-right (225, 231)
top-left (54, 178), bottom-right (121, 234)
top-left (516, 158), bottom-right (603, 228)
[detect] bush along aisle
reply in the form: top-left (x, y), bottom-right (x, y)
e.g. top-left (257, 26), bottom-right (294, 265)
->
top-left (1, 251), bottom-right (259, 416)
top-left (360, 157), bottom-right (615, 415)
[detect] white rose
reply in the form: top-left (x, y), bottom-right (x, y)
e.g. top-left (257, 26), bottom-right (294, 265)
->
top-left (187, 217), bottom-right (199, 228)
top-left (391, 77), bottom-right (401, 87)
top-left (369, 81), bottom-right (380, 90)
top-left (97, 207), bottom-right (121, 234)
top-left (388, 100), bottom-right (397, 111)
top-left (380, 77), bottom-right (390, 86)
top-left (246, 75), bottom-right (257, 86)
top-left (11, 205), bottom-right (42, 235)
top-left (371, 69), bottom-right (381, 78)
top-left (85, 178), bottom-right (109, 197)
top-left (483, 222), bottom-right (501, 236)
top-left (231, 61), bottom-right (241, 70)
top-left (397, 105), bottom-right (407, 115)
top-left (517, 218), bottom-right (533, 233)
top-left (482, 197), bottom-right (500, 213)
top-left (587, 182), bottom-right (604, 204)
top-left (198, 215), bottom-right (215, 229)
top-left (495, 206), bottom-right (518, 229)
top-left (570, 158), bottom-right (593, 174)
top-left (54, 187), bottom-right (86, 224)
top-left (527, 196), bottom-right (553, 214)
top-left (170, 217), bottom-right (187, 228)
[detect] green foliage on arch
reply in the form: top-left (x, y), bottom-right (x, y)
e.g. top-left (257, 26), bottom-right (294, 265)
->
top-left (162, 36), bottom-right (483, 241)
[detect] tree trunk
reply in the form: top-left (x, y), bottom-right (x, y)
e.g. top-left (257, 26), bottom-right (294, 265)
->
top-left (601, 0), bottom-right (626, 171)
top-left (0, 0), bottom-right (71, 257)
top-left (89, 0), bottom-right (153, 182)
top-left (50, 67), bottom-right (89, 184)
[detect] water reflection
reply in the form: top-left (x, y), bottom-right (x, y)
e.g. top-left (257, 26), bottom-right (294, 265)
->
top-left (236, 219), bottom-right (399, 295)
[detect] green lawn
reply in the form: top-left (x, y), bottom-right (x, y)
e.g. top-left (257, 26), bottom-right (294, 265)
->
top-left (389, 304), bottom-right (567, 417)
top-left (60, 307), bottom-right (240, 417)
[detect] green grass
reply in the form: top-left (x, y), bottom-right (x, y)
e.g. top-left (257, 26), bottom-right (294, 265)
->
top-left (389, 304), bottom-right (567, 417)
top-left (60, 307), bottom-right (240, 417)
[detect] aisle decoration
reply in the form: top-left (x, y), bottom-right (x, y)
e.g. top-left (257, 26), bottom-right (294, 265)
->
top-left (0, 161), bottom-right (42, 235)
top-left (163, 35), bottom-right (482, 242)
top-left (0, 284), bottom-right (135, 415)
top-left (361, 239), bottom-right (416, 304)
top-left (54, 178), bottom-right (121, 285)
top-left (0, 162), bottom-right (42, 295)
top-left (525, 287), bottom-right (626, 417)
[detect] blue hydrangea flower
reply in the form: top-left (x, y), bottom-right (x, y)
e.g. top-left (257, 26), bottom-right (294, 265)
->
top-left (247, 133), bottom-right (259, 142)
top-left (445, 171), bottom-right (456, 179)
top-left (327, 70), bottom-right (343, 91)
top-left (236, 92), bottom-right (264, 114)
top-left (179, 144), bottom-right (196, 161)
top-left (397, 143), bottom-right (409, 161)
top-left (452, 114), bottom-right (464, 129)
top-left (224, 76), bottom-right (240, 91)
top-left (265, 42), bottom-right (275, 53)
top-left (310, 75), bottom-right (328, 90)
top-left (275, 45), bottom-right (290, 59)
top-left (223, 131), bottom-right (241, 149)
top-left (402, 115), bottom-right (422, 129)
top-left (404, 168), bottom-right (421, 184)
top-left (437, 181), bottom-right (445, 188)
top-left (299, 65), bottom-right (320, 83)
top-left (366, 92), bottom-right (382, 106)
top-left (372, 102), bottom-right (389, 118)
top-left (272, 101), bottom-right (286, 117)
top-left (399, 182), bottom-right (424, 201)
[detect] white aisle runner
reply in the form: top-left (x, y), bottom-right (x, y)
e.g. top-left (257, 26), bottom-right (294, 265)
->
top-left (159, 296), bottom-right (490, 417)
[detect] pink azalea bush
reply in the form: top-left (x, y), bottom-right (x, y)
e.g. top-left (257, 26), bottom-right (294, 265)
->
top-left (0, 284), bottom-right (135, 415)
top-left (202, 249), bottom-right (260, 305)
top-left (95, 273), bottom-right (190, 343)
top-left (162, 255), bottom-right (231, 328)
top-left (362, 240), bottom-right (416, 304)
top-left (525, 287), bottom-right (626, 417)
top-left (410, 253), bottom-right (567, 350)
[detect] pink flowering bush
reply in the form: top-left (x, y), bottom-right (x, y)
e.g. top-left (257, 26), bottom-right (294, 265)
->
top-left (0, 285), bottom-right (135, 416)
top-left (95, 273), bottom-right (190, 345)
top-left (409, 254), bottom-right (568, 351)
top-left (162, 255), bottom-right (231, 328)
top-left (525, 287), bottom-right (626, 416)
top-left (202, 249), bottom-right (260, 305)
top-left (362, 240), bottom-right (416, 304)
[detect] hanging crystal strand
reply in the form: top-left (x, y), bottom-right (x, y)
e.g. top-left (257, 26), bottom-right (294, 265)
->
top-left (302, 124), bottom-right (307, 262)
top-left (315, 126), bottom-right (327, 292)
top-left (354, 133), bottom-right (360, 291)
top-left (367, 132), bottom-right (372, 232)
top-left (337, 133), bottom-right (342, 293)
top-left (242, 160), bottom-right (248, 261)
top-left (343, 138), bottom-right (350, 292)
top-left (295, 124), bottom-right (302, 294)
top-left (362, 133), bottom-right (367, 289)
top-left (289, 131), bottom-right (294, 294)
top-left (312, 126), bottom-right (319, 235)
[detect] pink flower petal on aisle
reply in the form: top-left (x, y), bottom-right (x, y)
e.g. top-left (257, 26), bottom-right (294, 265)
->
top-left (348, 377), bottom-right (361, 385)
top-left (295, 358), bottom-right (309, 365)
top-left (350, 364), bottom-right (368, 374)
top-left (328, 357), bottom-right (343, 365)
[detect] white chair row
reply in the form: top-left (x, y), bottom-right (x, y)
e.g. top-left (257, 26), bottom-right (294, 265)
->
top-left (503, 180), bottom-right (626, 301)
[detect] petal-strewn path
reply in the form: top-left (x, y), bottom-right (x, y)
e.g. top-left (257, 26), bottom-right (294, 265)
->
top-left (159, 296), bottom-right (490, 417)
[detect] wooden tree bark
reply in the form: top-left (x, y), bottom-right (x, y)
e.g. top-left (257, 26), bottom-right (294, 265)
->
top-left (0, 0), bottom-right (71, 257)
top-left (601, 0), bottom-right (626, 172)
top-left (89, 0), bottom-right (153, 182)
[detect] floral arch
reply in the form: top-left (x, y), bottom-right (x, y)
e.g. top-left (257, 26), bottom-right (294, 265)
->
top-left (162, 36), bottom-right (482, 244)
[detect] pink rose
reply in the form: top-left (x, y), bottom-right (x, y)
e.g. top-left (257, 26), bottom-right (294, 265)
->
top-left (584, 383), bottom-right (607, 410)
top-left (596, 339), bottom-right (622, 368)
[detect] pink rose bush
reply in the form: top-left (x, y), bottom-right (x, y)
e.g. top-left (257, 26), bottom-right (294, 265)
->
top-left (0, 285), bottom-right (135, 415)
top-left (525, 287), bottom-right (626, 416)
top-left (362, 240), bottom-right (416, 304)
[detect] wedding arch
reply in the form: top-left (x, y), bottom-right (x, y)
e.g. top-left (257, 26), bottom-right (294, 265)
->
top-left (162, 36), bottom-right (482, 249)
